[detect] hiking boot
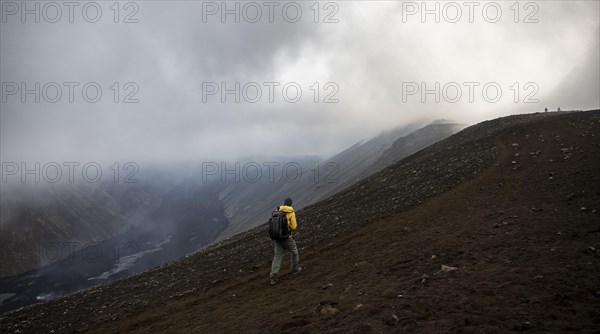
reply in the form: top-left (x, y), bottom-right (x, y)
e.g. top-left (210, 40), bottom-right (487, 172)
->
top-left (291, 267), bottom-right (303, 275)
top-left (270, 275), bottom-right (278, 285)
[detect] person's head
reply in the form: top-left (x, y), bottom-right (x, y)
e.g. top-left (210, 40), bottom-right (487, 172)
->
top-left (284, 197), bottom-right (293, 206)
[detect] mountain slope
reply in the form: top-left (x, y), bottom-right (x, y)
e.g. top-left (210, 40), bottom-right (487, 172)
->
top-left (216, 121), bottom-right (463, 239)
top-left (1, 110), bottom-right (598, 333)
top-left (0, 184), bottom-right (134, 277)
top-left (0, 120), bottom-right (460, 310)
top-left (0, 179), bottom-right (228, 314)
top-left (0, 168), bottom-right (184, 278)
top-left (318, 121), bottom-right (466, 200)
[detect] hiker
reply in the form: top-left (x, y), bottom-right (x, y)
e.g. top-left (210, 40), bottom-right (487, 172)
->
top-left (544, 107), bottom-right (548, 112)
top-left (269, 197), bottom-right (302, 285)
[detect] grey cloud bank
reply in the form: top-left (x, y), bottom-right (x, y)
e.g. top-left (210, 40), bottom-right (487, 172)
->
top-left (1, 1), bottom-right (598, 164)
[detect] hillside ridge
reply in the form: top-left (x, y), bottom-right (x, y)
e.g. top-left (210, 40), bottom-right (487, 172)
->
top-left (1, 110), bottom-right (599, 333)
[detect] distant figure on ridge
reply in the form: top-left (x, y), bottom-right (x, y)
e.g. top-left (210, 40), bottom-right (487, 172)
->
top-left (557, 107), bottom-right (562, 112)
top-left (544, 107), bottom-right (548, 112)
top-left (268, 197), bottom-right (302, 285)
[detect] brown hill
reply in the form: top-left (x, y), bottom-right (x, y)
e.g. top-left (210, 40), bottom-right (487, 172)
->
top-left (1, 110), bottom-right (599, 333)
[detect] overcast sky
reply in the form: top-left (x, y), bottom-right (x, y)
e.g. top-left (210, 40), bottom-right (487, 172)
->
top-left (1, 0), bottom-right (599, 164)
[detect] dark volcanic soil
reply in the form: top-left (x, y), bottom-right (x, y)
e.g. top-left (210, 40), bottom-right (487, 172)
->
top-left (1, 110), bottom-right (599, 333)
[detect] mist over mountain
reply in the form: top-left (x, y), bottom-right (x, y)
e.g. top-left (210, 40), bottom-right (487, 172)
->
top-left (214, 120), bottom-right (466, 239)
top-left (1, 0), bottom-right (599, 330)
top-left (2, 2), bottom-right (599, 164)
top-left (1, 110), bottom-right (597, 333)
top-left (0, 119), bottom-right (463, 313)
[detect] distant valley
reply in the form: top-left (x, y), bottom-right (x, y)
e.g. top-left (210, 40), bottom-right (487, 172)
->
top-left (0, 120), bottom-right (464, 313)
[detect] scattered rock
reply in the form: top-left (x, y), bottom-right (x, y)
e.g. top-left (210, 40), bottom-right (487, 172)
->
top-left (354, 261), bottom-right (371, 269)
top-left (319, 305), bottom-right (340, 315)
top-left (494, 221), bottom-right (508, 228)
top-left (417, 274), bottom-right (430, 286)
top-left (560, 148), bottom-right (572, 153)
top-left (440, 265), bottom-right (458, 273)
top-left (513, 321), bottom-right (532, 331)
top-left (386, 314), bottom-right (400, 326)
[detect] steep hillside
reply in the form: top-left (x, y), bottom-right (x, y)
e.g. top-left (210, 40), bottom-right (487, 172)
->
top-left (0, 184), bottom-right (135, 277)
top-left (0, 123), bottom-right (427, 276)
top-left (319, 122), bottom-right (466, 200)
top-left (216, 121), bottom-right (463, 239)
top-left (0, 120), bottom-right (458, 311)
top-left (0, 179), bottom-right (228, 315)
top-left (365, 122), bottom-right (467, 179)
top-left (1, 110), bottom-right (598, 333)
top-left (214, 156), bottom-right (325, 238)
top-left (0, 168), bottom-right (187, 278)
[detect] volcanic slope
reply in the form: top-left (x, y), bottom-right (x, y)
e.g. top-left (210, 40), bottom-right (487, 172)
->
top-left (1, 110), bottom-right (599, 333)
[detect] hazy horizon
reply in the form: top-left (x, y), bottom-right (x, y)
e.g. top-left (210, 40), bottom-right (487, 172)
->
top-left (2, 1), bottom-right (599, 164)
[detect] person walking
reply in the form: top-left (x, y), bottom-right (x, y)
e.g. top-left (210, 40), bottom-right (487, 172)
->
top-left (270, 197), bottom-right (302, 285)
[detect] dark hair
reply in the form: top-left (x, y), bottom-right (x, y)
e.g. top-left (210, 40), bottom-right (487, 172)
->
top-left (284, 197), bottom-right (293, 206)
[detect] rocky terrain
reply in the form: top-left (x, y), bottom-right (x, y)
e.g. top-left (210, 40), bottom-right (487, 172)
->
top-left (1, 120), bottom-right (460, 280)
top-left (0, 120), bottom-right (461, 315)
top-left (216, 121), bottom-right (465, 239)
top-left (1, 110), bottom-right (599, 333)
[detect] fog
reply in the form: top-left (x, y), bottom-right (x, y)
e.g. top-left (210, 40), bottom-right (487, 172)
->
top-left (1, 1), bottom-right (599, 164)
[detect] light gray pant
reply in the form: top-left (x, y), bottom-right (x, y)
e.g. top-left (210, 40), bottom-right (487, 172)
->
top-left (270, 237), bottom-right (299, 277)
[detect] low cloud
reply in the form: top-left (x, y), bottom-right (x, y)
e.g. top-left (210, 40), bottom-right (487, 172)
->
top-left (1, 1), bottom-right (598, 164)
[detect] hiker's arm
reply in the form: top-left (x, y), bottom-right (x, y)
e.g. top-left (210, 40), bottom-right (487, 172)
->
top-left (289, 212), bottom-right (297, 230)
